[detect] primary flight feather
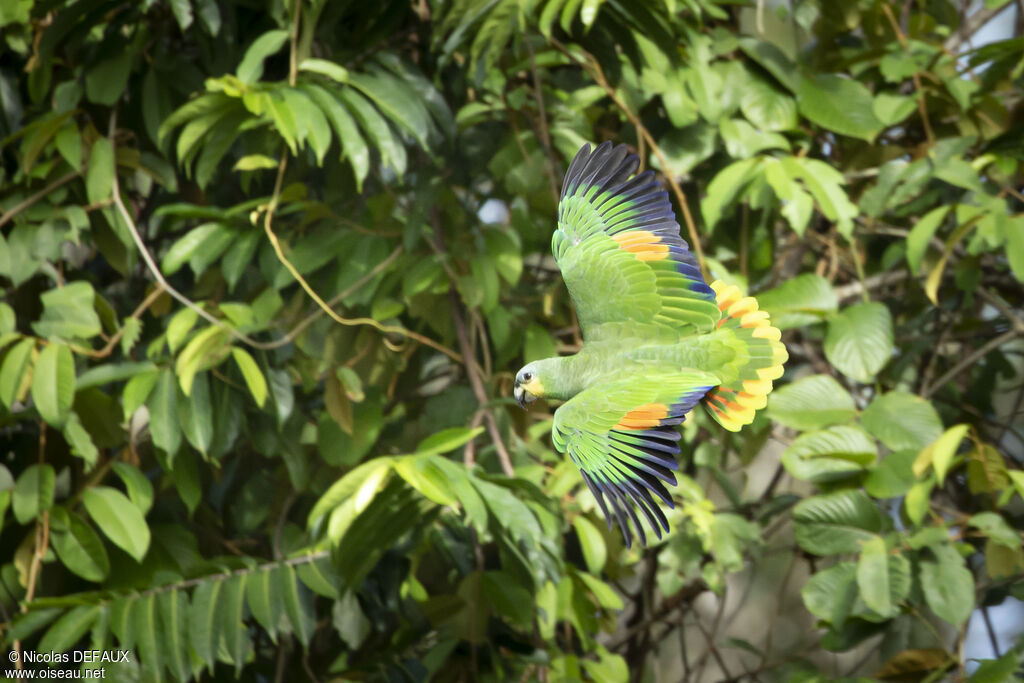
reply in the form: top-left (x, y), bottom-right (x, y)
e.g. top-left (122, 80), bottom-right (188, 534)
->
top-left (514, 142), bottom-right (788, 548)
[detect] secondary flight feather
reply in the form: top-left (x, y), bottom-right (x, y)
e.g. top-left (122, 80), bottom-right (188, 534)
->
top-left (514, 142), bottom-right (788, 548)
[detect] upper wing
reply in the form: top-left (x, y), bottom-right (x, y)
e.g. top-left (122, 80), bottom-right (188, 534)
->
top-left (553, 142), bottom-right (721, 341)
top-left (552, 370), bottom-right (719, 548)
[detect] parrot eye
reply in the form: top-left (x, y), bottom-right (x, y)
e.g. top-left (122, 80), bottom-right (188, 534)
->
top-left (523, 372), bottom-right (533, 382)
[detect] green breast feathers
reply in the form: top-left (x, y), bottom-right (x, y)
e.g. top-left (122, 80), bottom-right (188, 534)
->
top-left (514, 142), bottom-right (788, 548)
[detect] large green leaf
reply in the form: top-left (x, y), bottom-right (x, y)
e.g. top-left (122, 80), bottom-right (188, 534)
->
top-left (920, 544), bottom-right (974, 626)
top-left (768, 374), bottom-right (857, 431)
top-left (824, 302), bottom-right (894, 383)
top-left (797, 74), bottom-right (885, 141)
top-left (0, 337), bottom-right (35, 409)
top-left (856, 536), bottom-right (910, 618)
top-left (159, 589), bottom-right (191, 682)
top-left (147, 368), bottom-right (181, 456)
top-left (781, 425), bottom-right (877, 483)
top-left (82, 486), bottom-right (151, 562)
top-left (12, 463), bottom-right (56, 525)
top-left (802, 561), bottom-right (858, 626)
top-left (793, 490), bottom-right (883, 555)
top-left (50, 511), bottom-right (110, 582)
top-left (32, 281), bottom-right (102, 341)
top-left (38, 604), bottom-right (100, 654)
top-left (861, 392), bottom-right (943, 451)
top-left (30, 342), bottom-right (75, 427)
top-left (237, 29), bottom-right (290, 83)
top-left (756, 274), bottom-right (837, 329)
top-left (86, 138), bottom-right (115, 205)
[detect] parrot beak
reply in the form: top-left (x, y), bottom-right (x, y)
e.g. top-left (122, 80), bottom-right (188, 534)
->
top-left (514, 380), bottom-right (539, 410)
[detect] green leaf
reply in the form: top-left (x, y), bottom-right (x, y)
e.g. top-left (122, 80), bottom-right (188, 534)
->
top-left (872, 92), bottom-right (917, 126)
top-left (0, 337), bottom-right (35, 409)
top-left (338, 88), bottom-right (406, 177)
top-left (231, 347), bottom-right (267, 407)
top-left (111, 462), bottom-right (154, 515)
top-left (86, 138), bottom-right (115, 205)
top-left (175, 325), bottom-right (229, 395)
top-left (189, 578), bottom-right (222, 671)
top-left (913, 424), bottom-right (969, 485)
top-left (218, 573), bottom-right (248, 673)
top-left (864, 450), bottom-right (918, 498)
top-left (797, 74), bottom-right (884, 141)
top-left (862, 392), bottom-right (943, 451)
top-left (38, 604), bottom-right (99, 653)
top-left (299, 58), bottom-right (349, 83)
top-left (82, 486), bottom-right (151, 562)
top-left (131, 593), bottom-right (161, 679)
top-left (279, 565), bottom-right (315, 648)
top-left (920, 544), bottom-right (974, 626)
top-left (905, 205), bottom-right (950, 274)
top-left (781, 425), bottom-right (877, 483)
top-left (54, 123), bottom-right (82, 171)
top-left (13, 464), bottom-right (56, 525)
top-left (793, 490), bottom-right (883, 555)
top-left (480, 571), bottom-right (533, 629)
top-left (768, 374), bottom-right (857, 431)
top-left (147, 368), bottom-right (181, 456)
top-left (333, 590), bottom-right (371, 649)
top-left (719, 118), bottom-right (790, 158)
top-left (247, 567), bottom-right (283, 643)
top-left (738, 38), bottom-right (799, 92)
top-left (573, 515), bottom-right (607, 573)
top-left (301, 84), bottom-right (370, 191)
top-left (76, 361), bottom-right (156, 390)
top-left (85, 52), bottom-right (132, 106)
top-left (169, 0), bottom-right (193, 30)
top-left (162, 223), bottom-right (222, 276)
top-left (233, 154), bottom-right (278, 171)
top-left (51, 511), bottom-right (109, 582)
top-left (394, 456), bottom-right (458, 507)
top-left (856, 536), bottom-right (891, 615)
top-left (700, 158), bottom-right (762, 230)
top-left (63, 412), bottom-right (98, 467)
top-left (756, 274), bottom-right (837, 329)
top-left (237, 29), bottom-right (290, 84)
top-left (178, 371), bottom-right (213, 454)
top-left (414, 426), bottom-right (484, 456)
top-left (31, 342), bottom-right (75, 427)
top-left (740, 75), bottom-right (798, 131)
top-left (824, 302), bottom-right (894, 383)
top-left (968, 512), bottom-right (1020, 549)
top-left (33, 281), bottom-right (102, 340)
top-left (158, 589), bottom-right (190, 682)
top-left (802, 561), bottom-right (858, 626)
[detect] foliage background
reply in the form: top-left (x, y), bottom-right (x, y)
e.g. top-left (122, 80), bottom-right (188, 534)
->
top-left (1, 0), bottom-right (1024, 680)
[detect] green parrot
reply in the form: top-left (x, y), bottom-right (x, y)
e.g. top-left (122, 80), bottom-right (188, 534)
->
top-left (513, 142), bottom-right (788, 548)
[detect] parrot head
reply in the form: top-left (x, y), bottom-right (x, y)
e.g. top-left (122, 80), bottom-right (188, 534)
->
top-left (514, 363), bottom-right (545, 409)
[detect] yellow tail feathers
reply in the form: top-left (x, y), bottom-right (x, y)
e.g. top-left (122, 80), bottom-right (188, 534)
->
top-left (702, 281), bottom-right (788, 432)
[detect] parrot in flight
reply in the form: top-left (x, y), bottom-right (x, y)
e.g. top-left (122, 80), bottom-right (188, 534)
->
top-left (513, 142), bottom-right (788, 548)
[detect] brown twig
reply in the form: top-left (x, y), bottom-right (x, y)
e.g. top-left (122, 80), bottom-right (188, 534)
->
top-left (923, 328), bottom-right (1021, 398)
top-left (0, 171), bottom-right (80, 231)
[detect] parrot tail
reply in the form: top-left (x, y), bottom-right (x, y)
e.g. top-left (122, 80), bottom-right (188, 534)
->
top-left (701, 280), bottom-right (788, 432)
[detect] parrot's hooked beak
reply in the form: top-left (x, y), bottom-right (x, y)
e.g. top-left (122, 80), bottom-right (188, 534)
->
top-left (514, 380), bottom-right (539, 410)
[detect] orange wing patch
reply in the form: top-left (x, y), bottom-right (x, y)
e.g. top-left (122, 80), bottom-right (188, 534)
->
top-left (613, 402), bottom-right (670, 430)
top-left (612, 230), bottom-right (669, 261)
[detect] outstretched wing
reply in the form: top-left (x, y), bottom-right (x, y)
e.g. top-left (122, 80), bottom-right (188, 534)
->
top-left (553, 142), bottom-right (721, 342)
top-left (552, 370), bottom-right (719, 547)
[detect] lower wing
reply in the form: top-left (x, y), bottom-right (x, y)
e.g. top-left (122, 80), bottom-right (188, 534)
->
top-left (551, 370), bottom-right (719, 548)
